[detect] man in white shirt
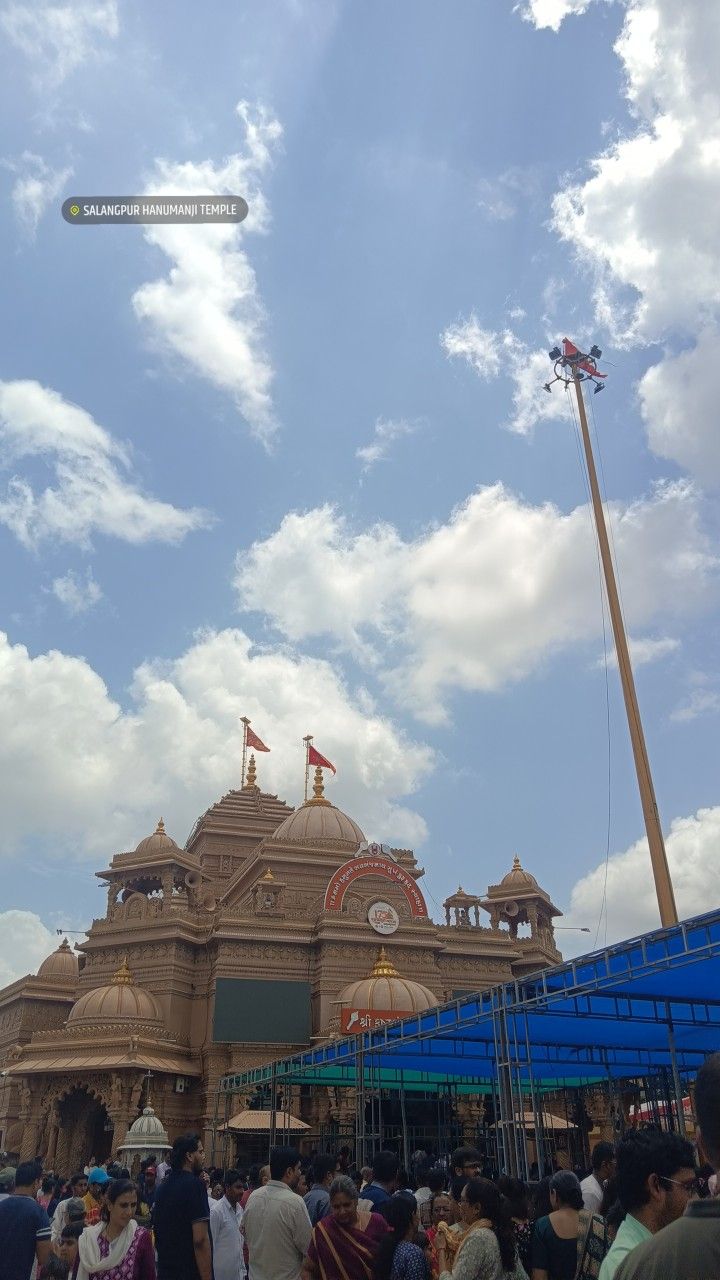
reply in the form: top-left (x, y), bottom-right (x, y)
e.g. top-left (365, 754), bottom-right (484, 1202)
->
top-left (209, 1169), bottom-right (245, 1280)
top-left (156, 1156), bottom-right (171, 1183)
top-left (581, 1141), bottom-right (616, 1213)
top-left (242, 1146), bottom-right (312, 1280)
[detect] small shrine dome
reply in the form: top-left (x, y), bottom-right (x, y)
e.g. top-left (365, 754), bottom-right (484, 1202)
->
top-left (133, 818), bottom-right (182, 861)
top-left (67, 959), bottom-right (162, 1028)
top-left (337, 948), bottom-right (438, 1015)
top-left (499, 855), bottom-right (539, 892)
top-left (37, 938), bottom-right (79, 982)
top-left (117, 1106), bottom-right (170, 1155)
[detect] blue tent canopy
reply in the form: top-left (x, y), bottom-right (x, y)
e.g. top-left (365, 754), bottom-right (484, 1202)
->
top-left (220, 908), bottom-right (720, 1094)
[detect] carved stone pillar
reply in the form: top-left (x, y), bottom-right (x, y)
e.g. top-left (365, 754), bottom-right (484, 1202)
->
top-left (18, 1081), bottom-right (41, 1161)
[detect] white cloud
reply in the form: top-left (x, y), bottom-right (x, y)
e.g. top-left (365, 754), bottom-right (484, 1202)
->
top-left (596, 634), bottom-right (679, 670)
top-left (544, 1), bottom-right (720, 481)
top-left (0, 379), bottom-right (210, 549)
top-left (51, 568), bottom-right (103, 615)
top-left (4, 152), bottom-right (73, 237)
top-left (0, 1), bottom-right (119, 90)
top-left (0, 910), bottom-right (57, 986)
top-left (0, 628), bottom-right (433, 860)
top-left (670, 688), bottom-right (720, 723)
top-left (638, 329), bottom-right (720, 487)
top-left (236, 480), bottom-right (717, 722)
top-left (565, 805), bottom-right (720, 950)
top-left (476, 166), bottom-right (540, 221)
top-left (132, 101), bottom-right (282, 447)
top-left (517, 0), bottom-right (609, 32)
top-left (356, 418), bottom-right (419, 473)
top-left (441, 318), bottom-right (572, 436)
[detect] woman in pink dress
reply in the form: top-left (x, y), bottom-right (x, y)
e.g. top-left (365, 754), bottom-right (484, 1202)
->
top-left (76, 1179), bottom-right (156, 1280)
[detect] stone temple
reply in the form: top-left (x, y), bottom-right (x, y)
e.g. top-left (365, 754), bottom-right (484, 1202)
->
top-left (0, 758), bottom-right (561, 1170)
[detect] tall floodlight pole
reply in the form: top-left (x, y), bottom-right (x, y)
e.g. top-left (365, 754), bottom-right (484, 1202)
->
top-left (545, 339), bottom-right (678, 928)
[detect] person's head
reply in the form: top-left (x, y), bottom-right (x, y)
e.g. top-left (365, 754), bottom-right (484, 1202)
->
top-left (15, 1161), bottom-right (41, 1194)
top-left (529, 1176), bottom-right (552, 1221)
top-left (695, 1051), bottom-right (720, 1169)
top-left (144, 1166), bottom-right (156, 1186)
top-left (337, 1146), bottom-right (351, 1170)
top-left (65, 1197), bottom-right (86, 1224)
top-left (375, 1195), bottom-right (418, 1280)
top-left (101, 1178), bottom-right (137, 1231)
top-left (461, 1179), bottom-right (516, 1272)
top-left (451, 1146), bottom-right (481, 1180)
top-left (312, 1154), bottom-right (337, 1188)
top-left (247, 1163), bottom-right (263, 1190)
top-left (497, 1175), bottom-right (528, 1220)
top-left (87, 1167), bottom-right (111, 1201)
top-left (549, 1170), bottom-right (583, 1212)
top-left (41, 1175), bottom-right (54, 1195)
top-left (169, 1133), bottom-right (204, 1175)
top-left (616, 1130), bottom-right (697, 1231)
top-left (430, 1191), bottom-right (452, 1225)
top-left (329, 1174), bottom-right (359, 1226)
top-left (259, 1163), bottom-right (270, 1185)
top-left (371, 1149), bottom-right (399, 1190)
top-left (58, 1223), bottom-right (83, 1268)
top-left (426, 1168), bottom-right (446, 1196)
top-left (591, 1141), bottom-right (617, 1183)
top-left (0, 1167), bottom-right (16, 1193)
top-left (360, 1165), bottom-right (373, 1186)
top-left (210, 1183), bottom-right (223, 1199)
top-left (70, 1172), bottom-right (88, 1197)
top-left (269, 1146), bottom-right (301, 1187)
top-left (223, 1168), bottom-right (243, 1207)
top-left (296, 1170), bottom-right (309, 1197)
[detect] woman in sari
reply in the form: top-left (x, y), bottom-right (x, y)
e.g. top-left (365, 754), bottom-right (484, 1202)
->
top-left (76, 1179), bottom-right (156, 1280)
top-left (302, 1174), bottom-right (389, 1280)
top-left (435, 1178), bottom-right (527, 1280)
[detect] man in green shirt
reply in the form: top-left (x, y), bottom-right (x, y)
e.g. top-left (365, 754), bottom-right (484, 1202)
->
top-left (598, 1128), bottom-right (696, 1280)
top-left (616, 1052), bottom-right (720, 1280)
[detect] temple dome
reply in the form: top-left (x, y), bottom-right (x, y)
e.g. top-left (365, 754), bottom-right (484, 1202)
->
top-left (337, 948), bottom-right (438, 1015)
top-left (67, 960), bottom-right (162, 1028)
top-left (271, 803), bottom-right (364, 847)
top-left (118, 1106), bottom-right (170, 1154)
top-left (134, 818), bottom-right (181, 861)
top-left (37, 938), bottom-right (79, 982)
top-left (270, 767), bottom-right (364, 847)
top-left (500, 855), bottom-right (539, 892)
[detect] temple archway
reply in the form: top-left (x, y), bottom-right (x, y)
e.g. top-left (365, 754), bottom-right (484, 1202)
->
top-left (55, 1086), bottom-right (113, 1172)
top-left (324, 853), bottom-right (428, 918)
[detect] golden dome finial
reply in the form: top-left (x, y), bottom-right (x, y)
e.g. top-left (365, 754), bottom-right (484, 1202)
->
top-left (512, 854), bottom-right (521, 869)
top-left (156, 818), bottom-right (165, 833)
top-left (113, 956), bottom-right (134, 985)
top-left (244, 754), bottom-right (257, 789)
top-left (371, 946), bottom-right (399, 979)
top-left (306, 764), bottom-right (331, 807)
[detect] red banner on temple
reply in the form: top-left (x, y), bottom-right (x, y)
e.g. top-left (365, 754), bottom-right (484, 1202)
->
top-left (308, 744), bottom-right (336, 774)
top-left (246, 727), bottom-right (270, 752)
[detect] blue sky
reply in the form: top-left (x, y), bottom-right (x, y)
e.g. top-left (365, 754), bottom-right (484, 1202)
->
top-left (1, 0), bottom-right (719, 981)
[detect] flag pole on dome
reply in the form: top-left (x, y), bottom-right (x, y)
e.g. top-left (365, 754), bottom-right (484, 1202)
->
top-left (241, 716), bottom-right (250, 788)
top-left (240, 717), bottom-right (270, 787)
top-left (543, 338), bottom-right (678, 929)
top-left (303, 735), bottom-right (313, 802)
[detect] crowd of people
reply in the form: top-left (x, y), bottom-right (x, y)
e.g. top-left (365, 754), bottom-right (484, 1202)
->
top-left (0, 1050), bottom-right (717, 1280)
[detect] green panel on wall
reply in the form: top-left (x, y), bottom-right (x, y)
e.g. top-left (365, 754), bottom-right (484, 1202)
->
top-left (213, 977), bottom-right (311, 1044)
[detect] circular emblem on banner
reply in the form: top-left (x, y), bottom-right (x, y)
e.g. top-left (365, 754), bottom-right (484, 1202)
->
top-left (368, 900), bottom-right (400, 935)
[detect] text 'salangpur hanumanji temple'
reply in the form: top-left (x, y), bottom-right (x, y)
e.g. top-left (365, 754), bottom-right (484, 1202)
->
top-left (0, 757), bottom-right (562, 1170)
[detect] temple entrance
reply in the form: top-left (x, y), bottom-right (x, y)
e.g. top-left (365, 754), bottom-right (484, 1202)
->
top-left (56, 1087), bottom-right (113, 1172)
